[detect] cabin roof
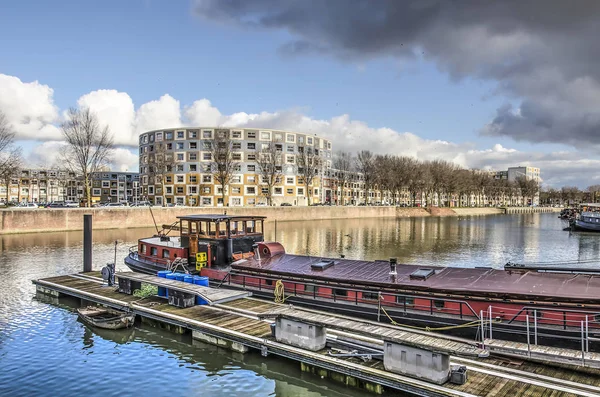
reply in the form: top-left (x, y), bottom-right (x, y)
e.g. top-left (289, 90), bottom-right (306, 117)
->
top-left (232, 254), bottom-right (600, 303)
top-left (177, 214), bottom-right (266, 222)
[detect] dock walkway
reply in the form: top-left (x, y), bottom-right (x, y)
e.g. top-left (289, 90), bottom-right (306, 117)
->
top-left (33, 272), bottom-right (600, 397)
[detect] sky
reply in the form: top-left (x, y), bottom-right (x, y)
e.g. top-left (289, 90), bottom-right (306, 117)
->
top-left (1, 0), bottom-right (599, 188)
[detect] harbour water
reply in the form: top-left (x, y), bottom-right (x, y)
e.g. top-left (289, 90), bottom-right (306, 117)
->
top-left (1, 212), bottom-right (598, 396)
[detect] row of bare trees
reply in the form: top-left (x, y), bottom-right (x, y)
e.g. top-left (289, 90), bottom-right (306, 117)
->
top-left (333, 150), bottom-right (541, 206)
top-left (539, 185), bottom-right (600, 205)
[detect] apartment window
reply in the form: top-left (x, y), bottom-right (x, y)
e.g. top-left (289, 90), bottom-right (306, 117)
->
top-left (307, 137), bottom-right (313, 145)
top-left (286, 177), bottom-right (294, 184)
top-left (260, 131), bottom-right (271, 140)
top-left (231, 130), bottom-right (242, 139)
top-left (231, 175), bottom-right (242, 183)
top-left (202, 197), bottom-right (212, 205)
top-left (231, 197), bottom-right (242, 206)
top-left (188, 186), bottom-right (197, 194)
top-left (231, 187), bottom-right (241, 194)
top-left (176, 153), bottom-right (184, 161)
top-left (202, 141), bottom-right (212, 150)
top-left (92, 188), bottom-right (101, 196)
top-left (190, 164), bottom-right (197, 172)
top-left (286, 188), bottom-right (293, 195)
top-left (189, 142), bottom-right (197, 149)
top-left (247, 176), bottom-right (256, 183)
top-left (261, 187), bottom-right (269, 195)
top-left (287, 156), bottom-right (295, 164)
top-left (202, 186), bottom-right (211, 194)
top-left (297, 188), bottom-right (304, 196)
top-left (166, 143), bottom-right (173, 150)
top-left (203, 153), bottom-right (212, 161)
top-left (247, 142), bottom-right (256, 150)
top-left (286, 134), bottom-right (295, 143)
top-left (247, 198), bottom-right (256, 205)
top-left (202, 130), bottom-right (213, 139)
top-left (176, 186), bottom-right (184, 194)
top-left (202, 175), bottom-right (212, 183)
top-left (247, 154), bottom-right (256, 161)
top-left (165, 132), bottom-right (173, 140)
top-left (166, 187), bottom-right (173, 194)
top-left (327, 142), bottom-right (332, 150)
top-left (232, 142), bottom-right (242, 150)
top-left (156, 132), bottom-right (163, 141)
top-left (176, 165), bottom-right (184, 172)
top-left (246, 186), bottom-right (256, 195)
top-left (188, 130), bottom-right (198, 139)
top-left (176, 175), bottom-right (184, 183)
top-left (247, 165), bottom-right (256, 172)
top-left (287, 145), bottom-right (295, 153)
top-left (232, 153), bottom-right (242, 161)
top-left (298, 136), bottom-right (304, 144)
top-left (177, 131), bottom-right (184, 139)
top-left (189, 175), bottom-right (197, 183)
top-left (274, 187), bottom-right (283, 195)
top-left (148, 186), bottom-right (154, 195)
top-left (188, 153), bottom-right (197, 161)
top-left (246, 130), bottom-right (257, 139)
top-left (274, 133), bottom-right (283, 141)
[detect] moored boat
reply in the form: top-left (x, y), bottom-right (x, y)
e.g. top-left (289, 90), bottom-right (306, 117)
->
top-left (77, 306), bottom-right (135, 330)
top-left (124, 214), bottom-right (600, 349)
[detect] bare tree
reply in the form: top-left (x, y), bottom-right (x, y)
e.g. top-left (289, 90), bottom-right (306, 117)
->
top-left (332, 151), bottom-right (353, 205)
top-left (296, 146), bottom-right (322, 205)
top-left (210, 129), bottom-right (239, 206)
top-left (0, 110), bottom-right (23, 204)
top-left (356, 150), bottom-right (375, 204)
top-left (256, 141), bottom-right (283, 206)
top-left (149, 141), bottom-right (174, 206)
top-left (59, 108), bottom-right (114, 207)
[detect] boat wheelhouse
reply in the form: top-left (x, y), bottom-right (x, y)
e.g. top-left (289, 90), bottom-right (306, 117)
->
top-left (126, 215), bottom-right (265, 274)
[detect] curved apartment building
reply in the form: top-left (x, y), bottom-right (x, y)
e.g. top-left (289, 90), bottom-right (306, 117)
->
top-left (138, 127), bottom-right (332, 206)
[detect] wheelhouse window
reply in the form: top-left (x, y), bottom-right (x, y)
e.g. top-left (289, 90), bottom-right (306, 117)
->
top-left (162, 249), bottom-right (170, 258)
top-left (334, 289), bottom-right (348, 297)
top-left (140, 244), bottom-right (146, 254)
top-left (150, 247), bottom-right (158, 256)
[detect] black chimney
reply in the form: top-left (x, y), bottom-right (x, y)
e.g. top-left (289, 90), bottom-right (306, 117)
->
top-left (389, 257), bottom-right (397, 275)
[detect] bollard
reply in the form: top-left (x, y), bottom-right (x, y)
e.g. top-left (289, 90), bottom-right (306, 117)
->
top-left (83, 214), bottom-right (92, 272)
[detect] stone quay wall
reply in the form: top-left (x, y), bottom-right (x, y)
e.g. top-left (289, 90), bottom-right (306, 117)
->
top-left (0, 206), bottom-right (559, 235)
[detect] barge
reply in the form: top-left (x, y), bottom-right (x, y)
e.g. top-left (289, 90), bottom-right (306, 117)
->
top-left (124, 214), bottom-right (600, 348)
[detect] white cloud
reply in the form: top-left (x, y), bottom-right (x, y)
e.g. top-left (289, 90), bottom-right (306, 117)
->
top-left (0, 74), bottom-right (61, 141)
top-left (134, 94), bottom-right (182, 135)
top-left (77, 89), bottom-right (135, 146)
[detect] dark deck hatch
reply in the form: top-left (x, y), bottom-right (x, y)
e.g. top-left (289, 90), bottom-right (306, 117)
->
top-left (410, 268), bottom-right (435, 280)
top-left (311, 260), bottom-right (335, 271)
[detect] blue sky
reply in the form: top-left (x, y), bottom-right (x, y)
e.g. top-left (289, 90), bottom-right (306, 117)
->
top-left (0, 1), bottom-right (597, 187)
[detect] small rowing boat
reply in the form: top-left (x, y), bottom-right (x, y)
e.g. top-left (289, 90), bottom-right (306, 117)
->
top-left (77, 306), bottom-right (135, 330)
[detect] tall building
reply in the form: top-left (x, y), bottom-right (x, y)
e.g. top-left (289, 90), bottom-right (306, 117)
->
top-left (138, 127), bottom-right (332, 206)
top-left (0, 168), bottom-right (80, 204)
top-left (90, 171), bottom-right (141, 204)
top-left (507, 166), bottom-right (541, 184)
top-left (0, 168), bottom-right (140, 205)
